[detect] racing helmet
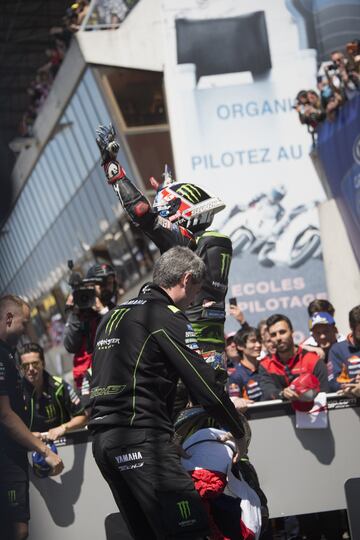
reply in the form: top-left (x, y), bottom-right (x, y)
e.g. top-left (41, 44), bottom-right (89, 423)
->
top-left (83, 263), bottom-right (115, 285)
top-left (32, 442), bottom-right (58, 478)
top-left (153, 182), bottom-right (225, 233)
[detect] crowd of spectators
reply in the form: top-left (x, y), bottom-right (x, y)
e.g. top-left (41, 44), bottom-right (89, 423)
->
top-left (18, 0), bottom-right (139, 139)
top-left (225, 299), bottom-right (360, 410)
top-left (20, 1), bottom-right (90, 138)
top-left (294, 39), bottom-right (360, 142)
top-left (224, 299), bottom-right (359, 539)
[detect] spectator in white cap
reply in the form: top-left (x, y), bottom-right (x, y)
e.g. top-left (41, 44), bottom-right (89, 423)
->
top-left (301, 299), bottom-right (345, 360)
top-left (310, 312), bottom-right (338, 357)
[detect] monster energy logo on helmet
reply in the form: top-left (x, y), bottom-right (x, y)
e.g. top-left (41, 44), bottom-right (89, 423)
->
top-left (176, 184), bottom-right (203, 203)
top-left (220, 252), bottom-right (231, 279)
top-left (177, 499), bottom-right (191, 520)
top-left (105, 308), bottom-right (130, 335)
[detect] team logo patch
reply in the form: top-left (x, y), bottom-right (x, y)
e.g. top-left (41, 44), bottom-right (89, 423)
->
top-left (114, 451), bottom-right (144, 471)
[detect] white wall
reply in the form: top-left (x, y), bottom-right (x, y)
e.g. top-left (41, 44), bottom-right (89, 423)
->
top-left (319, 198), bottom-right (360, 335)
top-left (76, 0), bottom-right (164, 71)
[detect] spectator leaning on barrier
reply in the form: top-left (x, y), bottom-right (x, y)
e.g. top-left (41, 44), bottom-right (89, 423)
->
top-left (327, 304), bottom-right (360, 391)
top-left (228, 327), bottom-right (263, 404)
top-left (89, 247), bottom-right (246, 540)
top-left (19, 343), bottom-right (87, 442)
top-left (258, 313), bottom-right (329, 402)
top-left (63, 263), bottom-right (117, 389)
top-left (0, 295), bottom-right (63, 540)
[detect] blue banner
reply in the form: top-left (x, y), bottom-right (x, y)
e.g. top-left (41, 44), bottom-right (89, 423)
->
top-left (317, 94), bottom-right (360, 265)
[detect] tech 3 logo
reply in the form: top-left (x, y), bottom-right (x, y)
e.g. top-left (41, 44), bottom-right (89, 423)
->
top-left (177, 499), bottom-right (191, 520)
top-left (176, 184), bottom-right (202, 203)
top-left (105, 307), bottom-right (130, 335)
top-left (220, 252), bottom-right (231, 280)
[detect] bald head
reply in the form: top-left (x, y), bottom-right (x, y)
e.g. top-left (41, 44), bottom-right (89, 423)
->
top-left (0, 295), bottom-right (31, 346)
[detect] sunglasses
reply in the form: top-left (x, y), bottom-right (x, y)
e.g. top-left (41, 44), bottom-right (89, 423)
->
top-left (21, 360), bottom-right (42, 372)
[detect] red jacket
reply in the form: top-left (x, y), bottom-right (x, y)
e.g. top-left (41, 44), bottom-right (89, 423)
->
top-left (258, 347), bottom-right (329, 400)
top-left (64, 311), bottom-right (100, 389)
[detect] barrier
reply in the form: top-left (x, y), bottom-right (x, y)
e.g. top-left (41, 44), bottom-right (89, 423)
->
top-left (28, 394), bottom-right (359, 539)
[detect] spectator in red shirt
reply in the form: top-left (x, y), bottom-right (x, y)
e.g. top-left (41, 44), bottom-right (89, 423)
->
top-left (259, 313), bottom-right (329, 402)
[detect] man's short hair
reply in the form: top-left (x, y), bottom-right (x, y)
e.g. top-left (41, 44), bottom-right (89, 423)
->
top-left (234, 326), bottom-right (260, 348)
top-left (266, 313), bottom-right (293, 332)
top-left (0, 295), bottom-right (30, 320)
top-left (153, 247), bottom-right (205, 289)
top-left (307, 299), bottom-right (335, 317)
top-left (349, 305), bottom-right (360, 330)
top-left (18, 342), bottom-right (45, 363)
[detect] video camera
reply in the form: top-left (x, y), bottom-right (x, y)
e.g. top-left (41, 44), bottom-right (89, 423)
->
top-left (68, 260), bottom-right (96, 310)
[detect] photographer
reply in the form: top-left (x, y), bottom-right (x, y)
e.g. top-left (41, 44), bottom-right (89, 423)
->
top-left (294, 90), bottom-right (325, 142)
top-left (63, 263), bottom-right (117, 389)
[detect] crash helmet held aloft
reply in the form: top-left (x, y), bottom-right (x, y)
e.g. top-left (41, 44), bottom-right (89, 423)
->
top-left (83, 263), bottom-right (115, 285)
top-left (153, 182), bottom-right (225, 233)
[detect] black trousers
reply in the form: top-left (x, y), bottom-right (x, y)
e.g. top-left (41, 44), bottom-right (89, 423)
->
top-left (92, 427), bottom-right (210, 540)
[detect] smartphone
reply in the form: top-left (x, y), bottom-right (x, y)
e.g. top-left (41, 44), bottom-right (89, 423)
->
top-left (229, 297), bottom-right (237, 306)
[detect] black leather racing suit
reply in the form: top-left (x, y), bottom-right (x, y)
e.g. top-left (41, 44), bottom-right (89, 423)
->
top-left (106, 173), bottom-right (232, 356)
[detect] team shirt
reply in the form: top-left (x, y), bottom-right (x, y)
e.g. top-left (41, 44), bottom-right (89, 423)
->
top-left (327, 334), bottom-right (360, 391)
top-left (228, 362), bottom-right (263, 401)
top-left (0, 340), bottom-right (28, 472)
top-left (22, 371), bottom-right (84, 432)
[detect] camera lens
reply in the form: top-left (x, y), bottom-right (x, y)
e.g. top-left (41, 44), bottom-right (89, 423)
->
top-left (73, 287), bottom-right (96, 309)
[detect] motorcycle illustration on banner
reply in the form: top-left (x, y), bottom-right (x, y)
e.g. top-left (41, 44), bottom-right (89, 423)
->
top-left (222, 191), bottom-right (322, 268)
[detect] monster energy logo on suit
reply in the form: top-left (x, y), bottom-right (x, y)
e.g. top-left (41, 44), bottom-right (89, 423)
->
top-left (220, 252), bottom-right (231, 279)
top-left (45, 404), bottom-right (57, 419)
top-left (177, 184), bottom-right (202, 203)
top-left (8, 490), bottom-right (16, 505)
top-left (105, 308), bottom-right (130, 334)
top-left (177, 500), bottom-right (191, 520)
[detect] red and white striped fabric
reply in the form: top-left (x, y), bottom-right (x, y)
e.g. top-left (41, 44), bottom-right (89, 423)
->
top-left (182, 428), bottom-right (262, 540)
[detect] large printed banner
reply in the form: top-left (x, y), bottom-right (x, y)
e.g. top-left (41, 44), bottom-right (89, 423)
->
top-left (163, 0), bottom-right (328, 340)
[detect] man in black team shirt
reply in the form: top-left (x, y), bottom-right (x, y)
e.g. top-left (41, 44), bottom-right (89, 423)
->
top-left (89, 247), bottom-right (246, 540)
top-left (0, 295), bottom-right (63, 540)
